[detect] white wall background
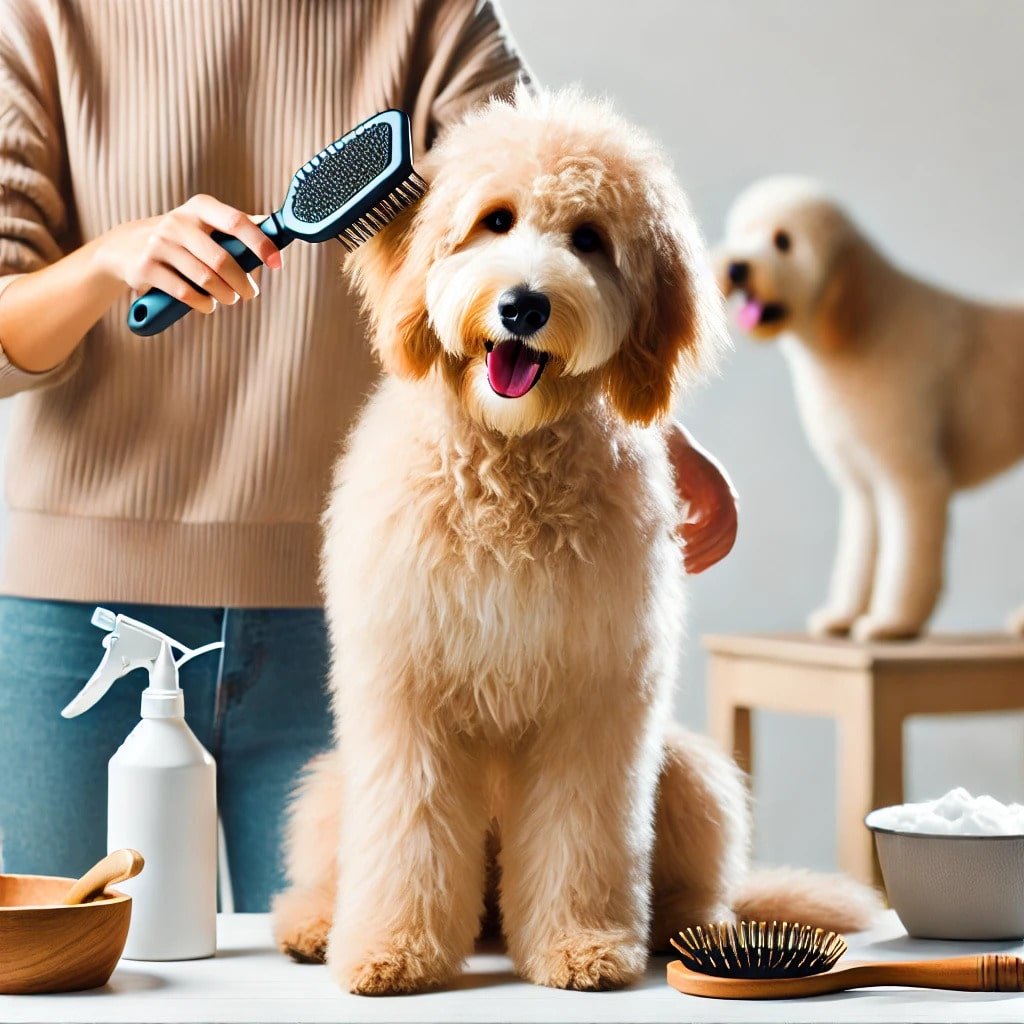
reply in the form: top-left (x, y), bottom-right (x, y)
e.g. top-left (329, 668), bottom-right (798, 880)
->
top-left (0, 1), bottom-right (1021, 872)
top-left (499, 0), bottom-right (1024, 869)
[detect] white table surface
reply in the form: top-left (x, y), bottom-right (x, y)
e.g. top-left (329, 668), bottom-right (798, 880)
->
top-left (2, 911), bottom-right (1022, 1023)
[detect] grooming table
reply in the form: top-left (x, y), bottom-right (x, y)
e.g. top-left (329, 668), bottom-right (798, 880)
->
top-left (2, 911), bottom-right (1020, 1023)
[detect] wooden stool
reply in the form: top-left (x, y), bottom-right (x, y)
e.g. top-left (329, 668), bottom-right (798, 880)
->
top-left (705, 633), bottom-right (1024, 887)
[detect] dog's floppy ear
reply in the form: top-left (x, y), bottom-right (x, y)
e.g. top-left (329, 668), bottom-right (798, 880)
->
top-left (815, 232), bottom-right (878, 352)
top-left (604, 204), bottom-right (726, 425)
top-left (345, 200), bottom-right (441, 379)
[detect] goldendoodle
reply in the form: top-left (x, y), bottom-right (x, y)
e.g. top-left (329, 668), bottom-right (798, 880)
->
top-left (274, 92), bottom-right (878, 995)
top-left (717, 176), bottom-right (1024, 640)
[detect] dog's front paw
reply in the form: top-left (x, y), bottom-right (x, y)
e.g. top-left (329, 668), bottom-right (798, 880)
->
top-left (521, 929), bottom-right (647, 991)
top-left (851, 614), bottom-right (923, 643)
top-left (808, 607), bottom-right (857, 637)
top-left (331, 933), bottom-right (458, 995)
top-left (272, 886), bottom-right (333, 964)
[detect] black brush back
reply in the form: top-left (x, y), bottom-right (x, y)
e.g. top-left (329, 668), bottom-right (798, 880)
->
top-left (670, 921), bottom-right (848, 980)
top-left (277, 110), bottom-right (425, 245)
top-left (290, 122), bottom-right (394, 225)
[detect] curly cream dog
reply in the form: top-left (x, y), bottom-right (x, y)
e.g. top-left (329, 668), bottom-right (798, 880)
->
top-left (717, 177), bottom-right (1024, 640)
top-left (272, 94), bottom-right (878, 994)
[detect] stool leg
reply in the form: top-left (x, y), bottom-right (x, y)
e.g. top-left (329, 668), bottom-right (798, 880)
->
top-left (731, 706), bottom-right (752, 777)
top-left (708, 659), bottom-right (753, 775)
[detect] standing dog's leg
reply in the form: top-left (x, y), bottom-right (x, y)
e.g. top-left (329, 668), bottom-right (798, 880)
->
top-left (501, 701), bottom-right (656, 990)
top-left (810, 478), bottom-right (877, 636)
top-left (852, 469), bottom-right (950, 640)
top-left (328, 702), bottom-right (488, 995)
top-left (648, 724), bottom-right (750, 949)
top-left (272, 751), bottom-right (342, 963)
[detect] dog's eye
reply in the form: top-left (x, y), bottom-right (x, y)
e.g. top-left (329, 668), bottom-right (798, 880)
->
top-left (773, 229), bottom-right (792, 253)
top-left (571, 225), bottom-right (603, 254)
top-left (482, 208), bottom-right (515, 233)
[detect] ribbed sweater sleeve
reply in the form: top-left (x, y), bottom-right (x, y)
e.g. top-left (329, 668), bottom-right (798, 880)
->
top-left (406, 0), bottom-right (531, 152)
top-left (0, 0), bottom-right (80, 396)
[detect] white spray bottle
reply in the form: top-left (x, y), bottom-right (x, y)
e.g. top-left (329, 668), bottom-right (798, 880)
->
top-left (62, 607), bottom-right (223, 960)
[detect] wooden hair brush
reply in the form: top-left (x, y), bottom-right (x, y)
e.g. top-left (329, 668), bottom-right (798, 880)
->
top-left (667, 920), bottom-right (1024, 999)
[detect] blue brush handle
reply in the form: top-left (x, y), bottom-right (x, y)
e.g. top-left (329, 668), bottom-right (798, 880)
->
top-left (127, 217), bottom-right (289, 337)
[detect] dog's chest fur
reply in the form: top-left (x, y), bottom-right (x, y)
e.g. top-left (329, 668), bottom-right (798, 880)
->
top-left (323, 376), bottom-right (681, 738)
top-left (781, 331), bottom-right (955, 476)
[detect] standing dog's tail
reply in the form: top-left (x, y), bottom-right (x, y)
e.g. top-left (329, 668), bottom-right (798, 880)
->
top-left (733, 866), bottom-right (884, 933)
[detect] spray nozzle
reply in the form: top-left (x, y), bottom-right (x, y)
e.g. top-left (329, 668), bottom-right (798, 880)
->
top-left (92, 606), bottom-right (117, 632)
top-left (61, 607), bottom-right (224, 720)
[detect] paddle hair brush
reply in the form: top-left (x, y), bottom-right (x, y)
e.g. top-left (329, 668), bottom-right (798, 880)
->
top-left (128, 109), bottom-right (425, 336)
top-left (667, 920), bottom-right (1024, 999)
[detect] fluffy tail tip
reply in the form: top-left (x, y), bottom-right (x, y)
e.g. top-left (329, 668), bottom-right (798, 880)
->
top-left (734, 866), bottom-right (885, 934)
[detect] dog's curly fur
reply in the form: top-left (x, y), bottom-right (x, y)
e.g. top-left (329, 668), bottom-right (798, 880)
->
top-left (715, 177), bottom-right (1024, 640)
top-left (273, 92), bottom-right (880, 995)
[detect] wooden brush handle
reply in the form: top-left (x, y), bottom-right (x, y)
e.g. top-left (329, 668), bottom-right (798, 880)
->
top-left (668, 956), bottom-right (1024, 1000)
top-left (844, 955), bottom-right (1024, 992)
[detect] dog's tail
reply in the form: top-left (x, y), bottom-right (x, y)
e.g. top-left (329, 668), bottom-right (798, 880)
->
top-left (733, 866), bottom-right (885, 934)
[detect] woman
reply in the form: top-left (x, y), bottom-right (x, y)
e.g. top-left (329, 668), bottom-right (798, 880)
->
top-left (0, 0), bottom-right (737, 910)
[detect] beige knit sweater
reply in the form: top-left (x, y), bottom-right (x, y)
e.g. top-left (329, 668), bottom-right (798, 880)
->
top-left (0, 0), bottom-right (525, 606)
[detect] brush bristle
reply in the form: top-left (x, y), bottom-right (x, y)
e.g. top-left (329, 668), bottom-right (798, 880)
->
top-left (670, 920), bottom-right (847, 980)
top-left (337, 172), bottom-right (427, 252)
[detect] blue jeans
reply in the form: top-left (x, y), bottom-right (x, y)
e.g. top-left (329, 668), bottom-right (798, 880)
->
top-left (0, 597), bottom-right (332, 911)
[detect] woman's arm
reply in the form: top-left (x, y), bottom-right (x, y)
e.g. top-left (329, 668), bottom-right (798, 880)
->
top-left (0, 195), bottom-right (283, 374)
top-left (666, 421), bottom-right (739, 574)
top-left (404, 0), bottom-right (531, 152)
top-left (0, 4), bottom-right (282, 382)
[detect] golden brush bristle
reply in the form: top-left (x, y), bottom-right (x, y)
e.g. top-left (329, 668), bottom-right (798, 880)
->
top-left (670, 920), bottom-right (848, 980)
top-left (337, 172), bottom-right (427, 252)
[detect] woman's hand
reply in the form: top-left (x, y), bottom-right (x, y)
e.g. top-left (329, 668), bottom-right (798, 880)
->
top-left (93, 194), bottom-right (283, 314)
top-left (0, 195), bottom-right (283, 375)
top-left (666, 421), bottom-right (739, 574)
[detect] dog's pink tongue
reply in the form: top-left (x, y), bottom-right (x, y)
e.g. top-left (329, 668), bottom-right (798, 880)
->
top-left (486, 339), bottom-right (545, 398)
top-left (736, 299), bottom-right (764, 331)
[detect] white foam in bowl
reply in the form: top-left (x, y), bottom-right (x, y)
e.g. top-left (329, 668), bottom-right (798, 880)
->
top-left (867, 786), bottom-right (1024, 836)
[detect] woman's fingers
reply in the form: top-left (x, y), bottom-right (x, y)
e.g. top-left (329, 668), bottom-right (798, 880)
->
top-left (173, 223), bottom-right (260, 301)
top-left (140, 263), bottom-right (216, 315)
top-left (681, 525), bottom-right (724, 573)
top-left (153, 236), bottom-right (243, 307)
top-left (99, 196), bottom-right (283, 318)
top-left (679, 495), bottom-right (738, 573)
top-left (665, 420), bottom-right (739, 575)
top-left (184, 194), bottom-right (283, 269)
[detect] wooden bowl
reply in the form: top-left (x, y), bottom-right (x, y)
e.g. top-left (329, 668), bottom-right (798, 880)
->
top-left (0, 873), bottom-right (131, 994)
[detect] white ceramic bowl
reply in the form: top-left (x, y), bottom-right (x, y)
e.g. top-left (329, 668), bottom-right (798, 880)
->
top-left (866, 811), bottom-right (1024, 940)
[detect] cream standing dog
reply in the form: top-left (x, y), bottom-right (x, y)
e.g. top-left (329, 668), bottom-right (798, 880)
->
top-left (717, 177), bottom-right (1024, 640)
top-left (273, 95), bottom-right (878, 995)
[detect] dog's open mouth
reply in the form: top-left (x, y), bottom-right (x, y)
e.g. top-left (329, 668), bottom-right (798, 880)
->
top-left (735, 293), bottom-right (787, 331)
top-left (485, 339), bottom-right (549, 399)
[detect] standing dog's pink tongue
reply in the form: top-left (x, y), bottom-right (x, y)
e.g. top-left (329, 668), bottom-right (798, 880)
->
top-left (736, 298), bottom-right (764, 331)
top-left (486, 339), bottom-right (547, 398)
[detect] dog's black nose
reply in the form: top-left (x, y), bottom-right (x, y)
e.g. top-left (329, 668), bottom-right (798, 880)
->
top-left (728, 261), bottom-right (749, 286)
top-left (498, 286), bottom-right (550, 337)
